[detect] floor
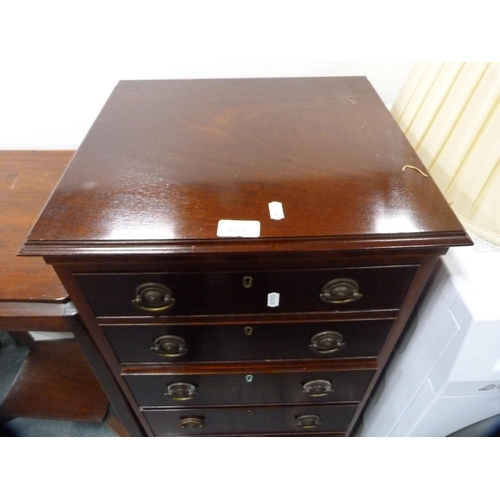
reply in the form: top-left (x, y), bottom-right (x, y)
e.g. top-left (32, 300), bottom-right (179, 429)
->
top-left (0, 331), bottom-right (117, 437)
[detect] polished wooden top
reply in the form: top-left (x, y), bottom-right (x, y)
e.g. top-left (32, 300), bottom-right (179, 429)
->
top-left (22, 78), bottom-right (470, 256)
top-left (1, 151), bottom-right (72, 301)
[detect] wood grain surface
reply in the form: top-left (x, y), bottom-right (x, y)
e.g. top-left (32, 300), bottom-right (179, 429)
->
top-left (0, 150), bottom-right (73, 301)
top-left (22, 78), bottom-right (470, 256)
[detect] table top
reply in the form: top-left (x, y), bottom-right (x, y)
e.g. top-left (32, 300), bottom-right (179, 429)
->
top-left (21, 78), bottom-right (470, 257)
top-left (1, 151), bottom-right (72, 302)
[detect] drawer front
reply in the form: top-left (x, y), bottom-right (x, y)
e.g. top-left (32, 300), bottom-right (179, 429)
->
top-left (143, 405), bottom-right (358, 436)
top-left (125, 370), bottom-right (375, 407)
top-left (103, 320), bottom-right (393, 364)
top-left (75, 266), bottom-right (418, 317)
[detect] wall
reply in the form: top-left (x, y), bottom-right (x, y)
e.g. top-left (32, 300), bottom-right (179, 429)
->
top-left (2, 1), bottom-right (490, 150)
top-left (0, 61), bottom-right (413, 149)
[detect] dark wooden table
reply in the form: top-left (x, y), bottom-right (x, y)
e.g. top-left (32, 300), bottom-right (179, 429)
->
top-left (0, 151), bottom-right (124, 430)
top-left (0, 151), bottom-right (70, 310)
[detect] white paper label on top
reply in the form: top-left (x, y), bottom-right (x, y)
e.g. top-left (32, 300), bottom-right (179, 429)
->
top-left (268, 201), bottom-right (285, 220)
top-left (217, 219), bottom-right (261, 238)
top-left (267, 292), bottom-right (280, 307)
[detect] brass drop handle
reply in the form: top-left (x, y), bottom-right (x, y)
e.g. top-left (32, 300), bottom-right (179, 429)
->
top-left (309, 331), bottom-right (345, 355)
top-left (179, 417), bottom-right (204, 429)
top-left (296, 414), bottom-right (322, 429)
top-left (132, 282), bottom-right (175, 312)
top-left (320, 278), bottom-right (362, 304)
top-left (166, 382), bottom-right (197, 401)
top-left (302, 379), bottom-right (334, 397)
top-left (151, 335), bottom-right (187, 358)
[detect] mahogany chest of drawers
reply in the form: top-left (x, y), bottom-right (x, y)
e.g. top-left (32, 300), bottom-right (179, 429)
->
top-left (21, 77), bottom-right (470, 436)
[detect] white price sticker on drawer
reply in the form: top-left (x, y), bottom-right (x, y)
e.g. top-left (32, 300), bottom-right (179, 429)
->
top-left (267, 292), bottom-right (280, 307)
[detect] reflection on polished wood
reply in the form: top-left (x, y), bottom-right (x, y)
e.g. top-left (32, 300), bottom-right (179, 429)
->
top-left (23, 78), bottom-right (469, 255)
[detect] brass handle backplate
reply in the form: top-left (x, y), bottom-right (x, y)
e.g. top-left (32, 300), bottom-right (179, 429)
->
top-left (309, 331), bottom-right (345, 355)
top-left (179, 417), bottom-right (205, 429)
top-left (320, 278), bottom-right (362, 304)
top-left (296, 414), bottom-right (321, 429)
top-left (151, 335), bottom-right (187, 358)
top-left (166, 382), bottom-right (197, 401)
top-left (302, 379), bottom-right (334, 397)
top-left (132, 282), bottom-right (175, 312)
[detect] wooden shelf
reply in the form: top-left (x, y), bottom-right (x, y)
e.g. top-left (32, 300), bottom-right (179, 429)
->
top-left (0, 339), bottom-right (109, 422)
